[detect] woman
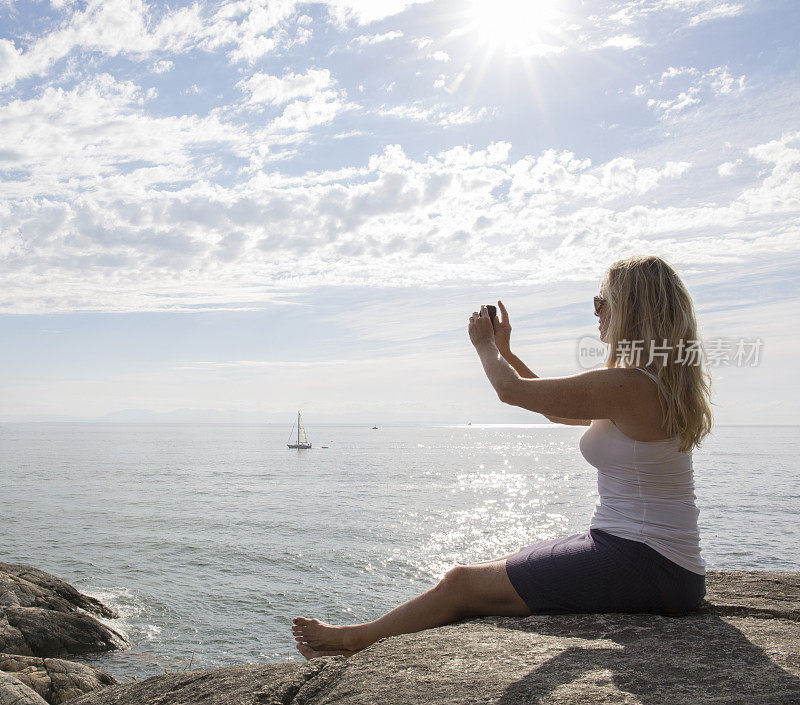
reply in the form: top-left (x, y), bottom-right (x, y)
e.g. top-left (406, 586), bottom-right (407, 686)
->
top-left (293, 255), bottom-right (712, 659)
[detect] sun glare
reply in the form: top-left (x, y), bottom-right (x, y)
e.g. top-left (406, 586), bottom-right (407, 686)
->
top-left (471, 0), bottom-right (562, 51)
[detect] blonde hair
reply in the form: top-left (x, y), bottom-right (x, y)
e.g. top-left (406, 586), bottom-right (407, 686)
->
top-left (601, 255), bottom-right (713, 451)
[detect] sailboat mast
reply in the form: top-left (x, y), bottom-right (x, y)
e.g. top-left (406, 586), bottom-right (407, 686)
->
top-left (297, 411), bottom-right (301, 445)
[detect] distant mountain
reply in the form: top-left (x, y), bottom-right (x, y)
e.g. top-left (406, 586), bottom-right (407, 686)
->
top-left (101, 409), bottom-right (265, 422)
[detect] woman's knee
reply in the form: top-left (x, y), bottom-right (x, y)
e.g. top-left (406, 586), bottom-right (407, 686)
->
top-left (436, 563), bottom-right (528, 618)
top-left (434, 565), bottom-right (474, 616)
top-left (437, 565), bottom-right (472, 599)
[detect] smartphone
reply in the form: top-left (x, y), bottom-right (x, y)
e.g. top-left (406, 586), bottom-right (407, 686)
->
top-left (485, 305), bottom-right (497, 323)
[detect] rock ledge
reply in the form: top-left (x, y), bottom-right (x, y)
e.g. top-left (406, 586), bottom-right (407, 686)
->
top-left (69, 569), bottom-right (799, 705)
top-left (1, 563), bottom-right (123, 704)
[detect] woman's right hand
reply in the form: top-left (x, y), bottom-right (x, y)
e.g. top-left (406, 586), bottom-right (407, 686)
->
top-left (493, 300), bottom-right (512, 356)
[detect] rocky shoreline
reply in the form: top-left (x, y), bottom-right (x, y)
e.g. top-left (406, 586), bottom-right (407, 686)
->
top-left (0, 562), bottom-right (126, 704)
top-left (2, 562), bottom-right (798, 704)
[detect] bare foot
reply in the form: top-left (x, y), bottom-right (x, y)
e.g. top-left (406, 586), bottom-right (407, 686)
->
top-left (292, 617), bottom-right (364, 652)
top-left (296, 642), bottom-right (356, 660)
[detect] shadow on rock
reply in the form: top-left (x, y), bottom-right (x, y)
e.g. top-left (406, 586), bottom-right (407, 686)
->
top-left (493, 612), bottom-right (800, 704)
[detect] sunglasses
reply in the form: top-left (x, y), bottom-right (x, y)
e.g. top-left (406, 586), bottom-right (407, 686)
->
top-left (593, 296), bottom-right (607, 316)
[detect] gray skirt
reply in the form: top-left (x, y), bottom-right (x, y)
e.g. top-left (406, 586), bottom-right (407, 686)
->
top-left (505, 528), bottom-right (706, 617)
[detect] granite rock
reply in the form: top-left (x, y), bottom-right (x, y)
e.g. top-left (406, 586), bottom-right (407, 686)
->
top-left (69, 661), bottom-right (330, 705)
top-left (0, 609), bottom-right (128, 660)
top-left (0, 565), bottom-right (121, 703)
top-left (0, 565), bottom-right (117, 620)
top-left (68, 569), bottom-right (800, 705)
top-left (0, 654), bottom-right (116, 704)
top-left (0, 671), bottom-right (49, 705)
top-left (0, 565), bottom-right (127, 659)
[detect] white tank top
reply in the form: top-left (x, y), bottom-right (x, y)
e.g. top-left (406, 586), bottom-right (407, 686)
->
top-left (579, 367), bottom-right (706, 575)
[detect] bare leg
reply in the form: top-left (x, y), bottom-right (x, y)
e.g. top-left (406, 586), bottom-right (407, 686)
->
top-left (292, 558), bottom-right (530, 655)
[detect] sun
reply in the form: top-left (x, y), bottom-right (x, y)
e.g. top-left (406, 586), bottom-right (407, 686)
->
top-left (471, 0), bottom-right (562, 52)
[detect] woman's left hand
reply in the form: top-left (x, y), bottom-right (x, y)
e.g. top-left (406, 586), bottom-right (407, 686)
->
top-left (468, 306), bottom-right (496, 349)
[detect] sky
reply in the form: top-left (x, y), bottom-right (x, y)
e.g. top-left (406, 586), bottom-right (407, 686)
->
top-left (0, 0), bottom-right (798, 425)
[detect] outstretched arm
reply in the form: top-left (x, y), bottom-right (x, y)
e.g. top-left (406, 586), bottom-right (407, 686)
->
top-left (490, 300), bottom-right (590, 426)
top-left (501, 351), bottom-right (591, 426)
top-left (473, 348), bottom-right (627, 422)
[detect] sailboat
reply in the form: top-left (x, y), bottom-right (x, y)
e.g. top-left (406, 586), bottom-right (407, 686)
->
top-left (287, 411), bottom-right (312, 449)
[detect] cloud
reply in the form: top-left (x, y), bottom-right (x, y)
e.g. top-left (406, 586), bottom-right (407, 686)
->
top-left (267, 89), bottom-right (350, 133)
top-left (640, 65), bottom-right (746, 118)
top-left (601, 35), bottom-right (643, 51)
top-left (660, 66), bottom-right (699, 81)
top-left (718, 160), bottom-right (742, 177)
top-left (578, 0), bottom-right (751, 57)
top-left (378, 103), bottom-right (494, 126)
top-left (238, 68), bottom-right (335, 105)
top-left (505, 151), bottom-right (692, 209)
top-left (0, 38), bottom-right (23, 87)
top-left (0, 0), bottom-right (751, 95)
top-left (689, 3), bottom-right (744, 26)
top-left (739, 131), bottom-right (800, 213)
top-left (0, 127), bottom-right (800, 312)
top-left (323, 0), bottom-right (435, 26)
top-left (0, 0), bottom-right (322, 89)
top-left (0, 67), bottom-right (360, 216)
top-left (0, 0), bottom-right (205, 88)
top-left (9, 130), bottom-right (795, 315)
top-left (1, 1), bottom-right (796, 319)
top-left (151, 59), bottom-right (174, 73)
top-left (352, 30), bottom-right (404, 45)
top-left (0, 74), bottom-right (254, 196)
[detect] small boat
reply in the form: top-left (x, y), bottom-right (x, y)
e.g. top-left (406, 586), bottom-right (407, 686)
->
top-left (287, 411), bottom-right (312, 449)
top-left (372, 425), bottom-right (378, 430)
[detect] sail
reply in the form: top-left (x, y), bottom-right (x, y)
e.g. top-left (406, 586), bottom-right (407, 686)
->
top-left (298, 414), bottom-right (308, 444)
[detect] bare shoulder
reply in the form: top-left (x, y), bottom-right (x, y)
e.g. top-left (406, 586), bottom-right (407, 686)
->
top-left (593, 366), bottom-right (659, 400)
top-left (572, 367), bottom-right (658, 415)
top-left (606, 368), bottom-right (669, 439)
top-left (572, 367), bottom-right (644, 391)
top-left (579, 366), bottom-right (652, 384)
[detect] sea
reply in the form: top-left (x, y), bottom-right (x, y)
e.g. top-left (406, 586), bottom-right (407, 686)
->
top-left (2, 422), bottom-right (798, 681)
